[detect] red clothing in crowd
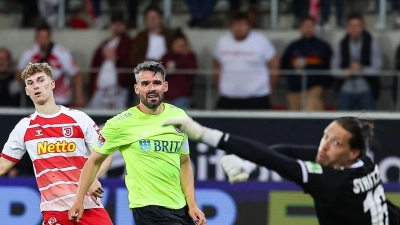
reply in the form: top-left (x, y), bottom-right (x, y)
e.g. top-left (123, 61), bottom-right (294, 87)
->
top-left (161, 52), bottom-right (198, 101)
top-left (89, 33), bottom-right (133, 97)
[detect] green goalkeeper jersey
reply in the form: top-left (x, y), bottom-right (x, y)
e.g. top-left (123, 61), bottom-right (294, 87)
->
top-left (94, 103), bottom-right (189, 209)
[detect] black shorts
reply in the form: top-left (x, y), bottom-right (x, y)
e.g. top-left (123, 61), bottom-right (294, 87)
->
top-left (132, 205), bottom-right (197, 225)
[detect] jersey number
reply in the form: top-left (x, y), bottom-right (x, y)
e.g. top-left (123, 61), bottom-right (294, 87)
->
top-left (363, 184), bottom-right (389, 225)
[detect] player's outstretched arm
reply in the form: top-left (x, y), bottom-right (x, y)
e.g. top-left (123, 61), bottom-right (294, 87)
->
top-left (268, 144), bottom-right (318, 161)
top-left (68, 151), bottom-right (109, 222)
top-left (163, 118), bottom-right (304, 185)
top-left (217, 134), bottom-right (304, 184)
top-left (221, 145), bottom-right (317, 183)
top-left (0, 157), bottom-right (17, 177)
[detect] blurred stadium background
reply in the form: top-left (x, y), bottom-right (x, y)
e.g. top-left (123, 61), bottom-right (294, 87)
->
top-left (2, 0), bottom-right (400, 224)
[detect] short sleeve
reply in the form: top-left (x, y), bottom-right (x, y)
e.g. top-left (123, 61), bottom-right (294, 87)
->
top-left (297, 160), bottom-right (343, 205)
top-left (179, 139), bottom-right (190, 155)
top-left (261, 36), bottom-right (276, 62)
top-left (81, 113), bottom-right (100, 151)
top-left (58, 47), bottom-right (80, 77)
top-left (93, 120), bottom-right (121, 155)
top-left (1, 120), bottom-right (28, 162)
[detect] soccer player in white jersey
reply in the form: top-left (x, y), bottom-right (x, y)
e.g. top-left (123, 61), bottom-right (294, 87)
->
top-left (0, 62), bottom-right (113, 225)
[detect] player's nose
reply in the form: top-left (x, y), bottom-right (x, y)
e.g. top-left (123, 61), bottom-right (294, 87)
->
top-left (33, 81), bottom-right (40, 88)
top-left (320, 140), bottom-right (329, 152)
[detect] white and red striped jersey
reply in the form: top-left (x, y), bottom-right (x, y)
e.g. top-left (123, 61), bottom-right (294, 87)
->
top-left (1, 106), bottom-right (103, 212)
top-left (17, 44), bottom-right (80, 105)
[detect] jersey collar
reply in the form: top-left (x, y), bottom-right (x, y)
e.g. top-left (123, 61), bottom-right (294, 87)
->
top-left (350, 159), bottom-right (364, 168)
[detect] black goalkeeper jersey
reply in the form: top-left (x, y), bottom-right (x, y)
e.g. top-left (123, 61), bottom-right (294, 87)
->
top-left (217, 135), bottom-right (393, 225)
top-left (298, 155), bottom-right (387, 225)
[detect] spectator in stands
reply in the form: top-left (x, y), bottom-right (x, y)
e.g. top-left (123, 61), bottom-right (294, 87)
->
top-left (0, 48), bottom-right (19, 107)
top-left (320, 0), bottom-right (344, 28)
top-left (392, 0), bottom-right (400, 29)
top-left (161, 33), bottom-right (198, 109)
top-left (281, 16), bottom-right (333, 111)
top-left (130, 5), bottom-right (178, 68)
top-left (89, 0), bottom-right (139, 29)
top-left (15, 23), bottom-right (85, 108)
top-left (292, 0), bottom-right (309, 28)
top-left (17, 0), bottom-right (39, 28)
top-left (213, 13), bottom-right (279, 110)
top-left (228, 0), bottom-right (260, 28)
top-left (88, 13), bottom-right (133, 110)
top-left (184, 0), bottom-right (218, 28)
top-left (331, 12), bottom-right (382, 111)
top-left (37, 0), bottom-right (68, 28)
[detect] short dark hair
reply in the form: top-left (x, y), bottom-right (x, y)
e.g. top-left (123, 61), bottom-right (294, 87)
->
top-left (35, 21), bottom-right (52, 34)
top-left (172, 29), bottom-right (188, 43)
top-left (229, 12), bottom-right (249, 24)
top-left (111, 11), bottom-right (125, 23)
top-left (300, 16), bottom-right (316, 25)
top-left (134, 61), bottom-right (166, 83)
top-left (334, 117), bottom-right (374, 157)
top-left (144, 5), bottom-right (163, 17)
top-left (346, 12), bottom-right (364, 23)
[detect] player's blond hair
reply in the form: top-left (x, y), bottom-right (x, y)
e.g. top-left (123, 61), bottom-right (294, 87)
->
top-left (21, 62), bottom-right (53, 80)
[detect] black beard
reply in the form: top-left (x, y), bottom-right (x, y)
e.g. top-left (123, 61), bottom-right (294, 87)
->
top-left (140, 92), bottom-right (164, 109)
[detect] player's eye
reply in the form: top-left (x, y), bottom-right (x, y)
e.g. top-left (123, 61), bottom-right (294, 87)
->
top-left (333, 140), bottom-right (340, 146)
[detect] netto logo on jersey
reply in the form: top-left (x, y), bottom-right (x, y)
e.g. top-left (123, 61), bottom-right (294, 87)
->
top-left (37, 141), bottom-right (77, 155)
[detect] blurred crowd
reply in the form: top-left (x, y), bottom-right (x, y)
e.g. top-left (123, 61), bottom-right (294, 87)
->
top-left (3, 0), bottom-right (400, 178)
top-left (1, 0), bottom-right (400, 114)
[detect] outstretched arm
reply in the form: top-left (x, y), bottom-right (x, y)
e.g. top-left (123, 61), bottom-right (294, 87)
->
top-left (218, 134), bottom-right (304, 184)
top-left (222, 144), bottom-right (317, 183)
top-left (268, 144), bottom-right (318, 162)
top-left (163, 118), bottom-right (304, 185)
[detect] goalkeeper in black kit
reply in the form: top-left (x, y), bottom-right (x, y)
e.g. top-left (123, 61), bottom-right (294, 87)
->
top-left (163, 116), bottom-right (400, 225)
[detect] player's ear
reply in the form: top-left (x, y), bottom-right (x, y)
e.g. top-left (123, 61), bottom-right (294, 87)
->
top-left (51, 80), bottom-right (55, 89)
top-left (25, 86), bottom-right (29, 96)
top-left (134, 84), bottom-right (139, 94)
top-left (164, 81), bottom-right (168, 93)
top-left (349, 149), bottom-right (361, 161)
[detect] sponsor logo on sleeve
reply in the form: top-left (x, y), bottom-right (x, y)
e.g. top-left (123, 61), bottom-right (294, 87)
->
top-left (93, 123), bottom-right (100, 134)
top-left (304, 161), bottom-right (323, 174)
top-left (97, 133), bottom-right (106, 148)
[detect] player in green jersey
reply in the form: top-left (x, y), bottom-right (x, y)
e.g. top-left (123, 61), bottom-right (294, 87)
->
top-left (69, 61), bottom-right (206, 225)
